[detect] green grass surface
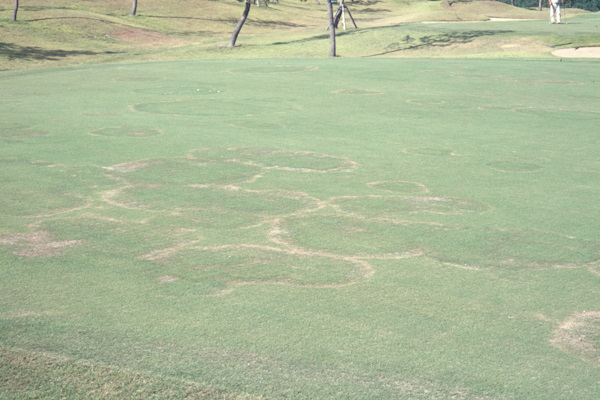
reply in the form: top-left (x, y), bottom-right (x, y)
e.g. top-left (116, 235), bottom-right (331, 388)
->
top-left (1, 57), bottom-right (599, 399)
top-left (1, 0), bottom-right (599, 70)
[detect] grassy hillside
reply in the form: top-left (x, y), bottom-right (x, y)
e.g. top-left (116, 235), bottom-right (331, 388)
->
top-left (1, 0), bottom-right (598, 69)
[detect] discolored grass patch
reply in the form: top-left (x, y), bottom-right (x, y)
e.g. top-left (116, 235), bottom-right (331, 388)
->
top-left (0, 347), bottom-right (259, 399)
top-left (331, 195), bottom-right (491, 217)
top-left (0, 122), bottom-right (49, 139)
top-left (278, 215), bottom-right (600, 270)
top-left (0, 159), bottom-right (93, 218)
top-left (89, 126), bottom-right (161, 137)
top-left (229, 121), bottom-right (286, 131)
top-left (105, 157), bottom-right (263, 185)
top-left (228, 66), bottom-right (319, 74)
top-left (277, 214), bottom-right (437, 257)
top-left (134, 87), bottom-right (223, 95)
top-left (403, 147), bottom-right (456, 157)
top-left (427, 227), bottom-right (600, 270)
top-left (106, 185), bottom-right (321, 229)
top-left (191, 148), bottom-right (358, 173)
top-left (367, 181), bottom-right (428, 195)
top-left (144, 244), bottom-right (372, 296)
top-left (133, 99), bottom-right (290, 117)
top-left (0, 230), bottom-right (81, 258)
top-left (551, 311), bottom-right (600, 363)
top-left (332, 89), bottom-right (384, 95)
top-left (487, 161), bottom-right (542, 172)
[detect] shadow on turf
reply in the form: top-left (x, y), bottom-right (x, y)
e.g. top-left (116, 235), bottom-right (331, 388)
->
top-left (270, 29), bottom-right (512, 53)
top-left (0, 42), bottom-right (120, 61)
top-left (367, 30), bottom-right (512, 56)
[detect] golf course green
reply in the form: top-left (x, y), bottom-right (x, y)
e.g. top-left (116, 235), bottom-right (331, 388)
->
top-left (1, 1), bottom-right (600, 398)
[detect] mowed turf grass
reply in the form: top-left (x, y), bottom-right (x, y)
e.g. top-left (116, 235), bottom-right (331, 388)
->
top-left (1, 57), bottom-right (599, 399)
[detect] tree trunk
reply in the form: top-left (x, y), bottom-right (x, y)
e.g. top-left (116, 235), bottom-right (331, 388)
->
top-left (229, 0), bottom-right (252, 48)
top-left (327, 0), bottom-right (336, 57)
top-left (13, 0), bottom-right (19, 21)
top-left (131, 0), bottom-right (138, 16)
top-left (538, 0), bottom-right (542, 11)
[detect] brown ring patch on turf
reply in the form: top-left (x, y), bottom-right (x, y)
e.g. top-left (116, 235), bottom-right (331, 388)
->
top-left (405, 99), bottom-right (446, 106)
top-left (403, 147), bottom-right (456, 157)
top-left (0, 159), bottom-right (93, 218)
top-left (81, 112), bottom-right (123, 117)
top-left (427, 227), bottom-right (600, 271)
top-left (330, 195), bottom-right (492, 217)
top-left (104, 185), bottom-right (322, 229)
top-left (158, 275), bottom-right (180, 283)
top-left (276, 215), bottom-right (598, 271)
top-left (132, 99), bottom-right (248, 116)
top-left (502, 78), bottom-right (583, 85)
top-left (89, 126), bottom-right (162, 137)
top-left (449, 72), bottom-right (502, 79)
top-left (273, 214), bottom-right (440, 259)
top-left (550, 311), bottom-right (600, 363)
top-left (0, 122), bottom-right (49, 139)
top-left (487, 161), bottom-right (542, 172)
top-left (332, 89), bottom-right (383, 95)
top-left (478, 105), bottom-right (598, 116)
top-left (143, 243), bottom-right (373, 296)
top-left (0, 231), bottom-right (81, 258)
top-left (229, 121), bottom-right (286, 131)
top-left (588, 261), bottom-right (600, 276)
top-left (228, 65), bottom-right (318, 74)
top-left (190, 147), bottom-right (358, 173)
top-left (114, 76), bottom-right (163, 82)
top-left (367, 181), bottom-right (428, 194)
top-left (104, 157), bottom-right (263, 185)
top-left (134, 87), bottom-right (223, 95)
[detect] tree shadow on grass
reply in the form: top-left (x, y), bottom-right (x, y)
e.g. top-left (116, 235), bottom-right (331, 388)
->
top-left (366, 30), bottom-right (512, 56)
top-left (143, 14), bottom-right (307, 28)
top-left (0, 42), bottom-right (120, 61)
top-left (270, 29), bottom-right (512, 52)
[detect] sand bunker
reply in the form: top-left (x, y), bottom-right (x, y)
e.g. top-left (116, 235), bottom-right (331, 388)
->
top-left (552, 47), bottom-right (600, 58)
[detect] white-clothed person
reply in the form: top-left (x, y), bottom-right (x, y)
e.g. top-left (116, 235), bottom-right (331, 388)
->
top-left (549, 0), bottom-right (563, 24)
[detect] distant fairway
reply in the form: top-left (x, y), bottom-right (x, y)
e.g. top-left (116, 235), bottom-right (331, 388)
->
top-left (1, 57), bottom-right (599, 399)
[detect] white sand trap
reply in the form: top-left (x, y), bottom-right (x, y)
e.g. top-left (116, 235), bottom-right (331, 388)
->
top-left (552, 47), bottom-right (600, 58)
top-left (489, 17), bottom-right (536, 21)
